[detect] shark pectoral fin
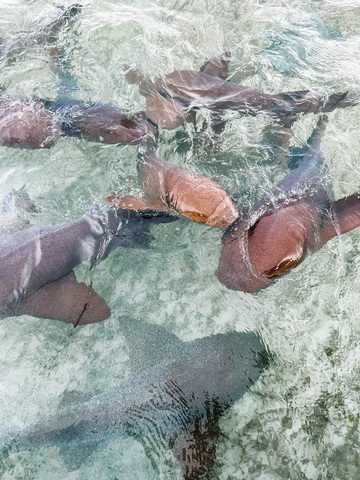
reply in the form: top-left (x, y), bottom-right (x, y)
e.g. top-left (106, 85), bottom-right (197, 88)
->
top-left (200, 110), bottom-right (227, 139)
top-left (123, 65), bottom-right (158, 97)
top-left (200, 52), bottom-right (231, 80)
top-left (169, 410), bottom-right (220, 480)
top-left (326, 195), bottom-right (360, 239)
top-left (106, 193), bottom-right (170, 212)
top-left (208, 111), bottom-right (227, 136)
top-left (17, 271), bottom-right (111, 325)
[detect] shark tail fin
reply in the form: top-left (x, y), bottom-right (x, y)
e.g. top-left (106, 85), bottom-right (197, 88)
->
top-left (306, 114), bottom-right (328, 149)
top-left (321, 91), bottom-right (353, 112)
top-left (47, 4), bottom-right (84, 94)
top-left (274, 90), bottom-right (353, 117)
top-left (287, 115), bottom-right (328, 170)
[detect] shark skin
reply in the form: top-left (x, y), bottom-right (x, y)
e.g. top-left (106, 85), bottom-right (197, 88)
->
top-left (124, 53), bottom-right (232, 130)
top-left (0, 95), bottom-right (62, 149)
top-left (125, 53), bottom-right (357, 130)
top-left (44, 96), bottom-right (158, 147)
top-left (0, 94), bottom-right (157, 151)
top-left (216, 115), bottom-right (360, 293)
top-left (1, 316), bottom-right (269, 479)
top-left (107, 150), bottom-right (238, 228)
top-left (0, 208), bottom-right (174, 325)
top-left (154, 71), bottom-right (354, 116)
top-left (0, 3), bottom-right (77, 149)
top-left (0, 3), bottom-right (157, 150)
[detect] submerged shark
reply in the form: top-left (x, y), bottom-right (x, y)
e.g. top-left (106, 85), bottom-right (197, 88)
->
top-left (0, 3), bottom-right (157, 150)
top-left (43, 95), bottom-right (158, 147)
top-left (0, 192), bottom-right (174, 325)
top-left (125, 53), bottom-right (357, 130)
top-left (0, 2), bottom-right (81, 63)
top-left (107, 149), bottom-right (238, 228)
top-left (1, 316), bottom-right (269, 479)
top-left (216, 115), bottom-right (360, 292)
top-left (0, 3), bottom-right (78, 149)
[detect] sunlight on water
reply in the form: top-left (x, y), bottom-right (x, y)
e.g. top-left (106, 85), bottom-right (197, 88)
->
top-left (1, 0), bottom-right (360, 479)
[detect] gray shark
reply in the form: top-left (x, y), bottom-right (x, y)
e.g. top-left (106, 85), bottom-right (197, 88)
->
top-left (1, 316), bottom-right (269, 479)
top-left (0, 199), bottom-right (175, 325)
top-left (0, 3), bottom-right (81, 64)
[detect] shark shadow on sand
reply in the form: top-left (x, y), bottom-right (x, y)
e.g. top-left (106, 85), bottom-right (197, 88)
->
top-left (0, 316), bottom-right (270, 479)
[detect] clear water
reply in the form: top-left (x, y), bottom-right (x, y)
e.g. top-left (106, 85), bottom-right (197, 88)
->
top-left (1, 0), bottom-right (360, 479)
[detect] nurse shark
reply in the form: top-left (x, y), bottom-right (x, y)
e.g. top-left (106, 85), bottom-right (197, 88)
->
top-left (0, 3), bottom-right (157, 149)
top-left (1, 316), bottom-right (269, 479)
top-left (0, 94), bottom-right (157, 150)
top-left (0, 193), bottom-right (174, 325)
top-left (107, 149), bottom-right (238, 228)
top-left (216, 115), bottom-right (360, 292)
top-left (125, 52), bottom-right (357, 130)
top-left (0, 2), bottom-right (81, 63)
top-left (43, 95), bottom-right (157, 147)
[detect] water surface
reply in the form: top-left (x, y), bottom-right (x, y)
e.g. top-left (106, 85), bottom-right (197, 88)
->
top-left (1, 1), bottom-right (360, 479)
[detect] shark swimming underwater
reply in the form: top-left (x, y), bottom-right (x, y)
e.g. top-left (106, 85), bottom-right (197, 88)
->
top-left (0, 316), bottom-right (269, 479)
top-left (0, 3), bottom-right (157, 150)
top-left (107, 148), bottom-right (238, 228)
top-left (216, 115), bottom-right (360, 292)
top-left (0, 193), bottom-right (175, 325)
top-left (0, 2), bottom-right (81, 63)
top-left (125, 53), bottom-right (357, 130)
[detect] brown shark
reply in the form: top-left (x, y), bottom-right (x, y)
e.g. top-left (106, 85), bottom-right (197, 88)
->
top-left (126, 53), bottom-right (357, 129)
top-left (124, 53), bottom-right (231, 130)
top-left (216, 115), bottom-right (360, 292)
top-left (0, 4), bottom-right (157, 150)
top-left (0, 94), bottom-right (157, 149)
top-left (107, 150), bottom-right (238, 228)
top-left (0, 203), bottom-right (174, 324)
top-left (0, 95), bottom-right (62, 149)
top-left (44, 96), bottom-right (158, 146)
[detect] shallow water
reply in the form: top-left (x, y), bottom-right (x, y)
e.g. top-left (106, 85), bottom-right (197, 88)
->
top-left (1, 0), bottom-right (360, 479)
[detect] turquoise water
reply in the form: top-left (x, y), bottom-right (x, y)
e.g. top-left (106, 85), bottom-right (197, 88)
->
top-left (1, 0), bottom-right (360, 478)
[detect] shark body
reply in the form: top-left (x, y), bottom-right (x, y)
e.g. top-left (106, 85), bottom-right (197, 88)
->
top-left (0, 201), bottom-right (173, 324)
top-left (216, 115), bottom-right (360, 292)
top-left (2, 316), bottom-right (268, 479)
